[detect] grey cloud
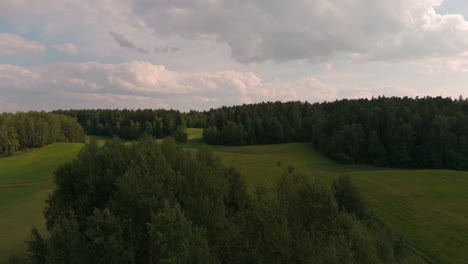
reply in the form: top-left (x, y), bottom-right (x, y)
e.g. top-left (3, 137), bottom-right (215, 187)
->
top-left (154, 45), bottom-right (181, 53)
top-left (109, 30), bottom-right (149, 54)
top-left (3, 0), bottom-right (467, 65)
top-left (130, 0), bottom-right (468, 63)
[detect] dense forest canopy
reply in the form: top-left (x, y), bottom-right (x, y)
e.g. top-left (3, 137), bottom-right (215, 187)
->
top-left (14, 137), bottom-right (407, 263)
top-left (201, 97), bottom-right (468, 169)
top-left (12, 96), bottom-right (467, 170)
top-left (51, 96), bottom-right (468, 169)
top-left (0, 112), bottom-right (85, 155)
top-left (52, 109), bottom-right (191, 142)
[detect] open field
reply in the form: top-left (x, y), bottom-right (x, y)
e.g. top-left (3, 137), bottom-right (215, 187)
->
top-left (0, 143), bottom-right (83, 260)
top-left (0, 130), bottom-right (467, 263)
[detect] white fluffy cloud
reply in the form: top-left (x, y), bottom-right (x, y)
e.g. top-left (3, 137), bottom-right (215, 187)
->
top-left (0, 33), bottom-right (46, 55)
top-left (1, 61), bottom-right (464, 112)
top-left (0, 61), bottom-right (339, 111)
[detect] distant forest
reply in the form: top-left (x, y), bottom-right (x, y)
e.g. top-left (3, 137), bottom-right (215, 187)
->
top-left (201, 97), bottom-right (468, 169)
top-left (50, 96), bottom-right (468, 170)
top-left (0, 112), bottom-right (85, 155)
top-left (53, 109), bottom-right (189, 142)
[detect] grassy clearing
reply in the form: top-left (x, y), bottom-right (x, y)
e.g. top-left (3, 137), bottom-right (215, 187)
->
top-left (0, 136), bottom-right (108, 261)
top-left (0, 130), bottom-right (467, 263)
top-left (184, 127), bottom-right (204, 148)
top-left (0, 143), bottom-right (83, 260)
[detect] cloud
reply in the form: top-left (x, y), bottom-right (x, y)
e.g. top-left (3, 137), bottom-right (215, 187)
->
top-left (109, 30), bottom-right (149, 54)
top-left (0, 61), bottom-right (339, 111)
top-left (1, 0), bottom-right (467, 65)
top-left (51, 43), bottom-right (79, 55)
top-left (131, 0), bottom-right (468, 63)
top-left (2, 61), bottom-right (467, 112)
top-left (423, 52), bottom-right (468, 73)
top-left (154, 45), bottom-right (181, 53)
top-left (0, 33), bottom-right (46, 55)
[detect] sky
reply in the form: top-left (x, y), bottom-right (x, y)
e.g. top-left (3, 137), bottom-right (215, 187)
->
top-left (1, 0), bottom-right (468, 112)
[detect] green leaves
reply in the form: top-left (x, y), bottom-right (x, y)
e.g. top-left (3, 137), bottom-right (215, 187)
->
top-left (148, 202), bottom-right (212, 264)
top-left (24, 137), bottom-right (407, 263)
top-left (0, 112), bottom-right (84, 155)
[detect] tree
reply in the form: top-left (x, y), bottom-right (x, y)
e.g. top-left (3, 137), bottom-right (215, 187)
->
top-left (148, 202), bottom-right (212, 264)
top-left (332, 175), bottom-right (371, 220)
top-left (367, 130), bottom-right (386, 166)
top-left (16, 131), bottom-right (409, 263)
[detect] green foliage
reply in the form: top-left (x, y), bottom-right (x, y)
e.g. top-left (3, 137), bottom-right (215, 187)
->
top-left (201, 97), bottom-right (468, 169)
top-left (0, 112), bottom-right (84, 155)
top-left (26, 228), bottom-right (47, 264)
top-left (332, 175), bottom-right (371, 220)
top-left (54, 109), bottom-right (188, 142)
top-left (46, 215), bottom-right (84, 263)
top-left (148, 202), bottom-right (212, 263)
top-left (19, 138), bottom-right (406, 263)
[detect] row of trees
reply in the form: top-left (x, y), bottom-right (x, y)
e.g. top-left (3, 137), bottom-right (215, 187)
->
top-left (0, 112), bottom-right (85, 155)
top-left (201, 97), bottom-right (468, 169)
top-left (11, 138), bottom-right (407, 263)
top-left (22, 96), bottom-right (468, 169)
top-left (202, 102), bottom-right (308, 145)
top-left (53, 109), bottom-right (188, 142)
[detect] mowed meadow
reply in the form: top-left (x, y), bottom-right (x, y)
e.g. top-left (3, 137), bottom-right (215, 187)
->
top-left (0, 143), bottom-right (83, 259)
top-left (0, 129), bottom-right (467, 263)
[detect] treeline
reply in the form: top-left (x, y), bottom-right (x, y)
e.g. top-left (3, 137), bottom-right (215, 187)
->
top-left (202, 97), bottom-right (468, 169)
top-left (203, 102), bottom-right (310, 145)
top-left (53, 109), bottom-right (192, 142)
top-left (10, 138), bottom-right (407, 263)
top-left (0, 112), bottom-right (85, 155)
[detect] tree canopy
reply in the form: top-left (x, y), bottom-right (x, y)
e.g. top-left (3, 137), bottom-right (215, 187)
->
top-left (201, 97), bottom-right (468, 169)
top-left (13, 137), bottom-right (408, 263)
top-left (0, 112), bottom-right (85, 156)
top-left (53, 109), bottom-right (188, 142)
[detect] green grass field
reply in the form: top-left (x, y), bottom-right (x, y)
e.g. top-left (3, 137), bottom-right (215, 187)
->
top-left (0, 130), bottom-right (467, 263)
top-left (0, 143), bottom-right (83, 260)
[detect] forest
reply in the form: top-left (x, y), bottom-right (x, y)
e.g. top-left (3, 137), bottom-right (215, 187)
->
top-left (50, 97), bottom-right (468, 169)
top-left (13, 137), bottom-right (407, 263)
top-left (201, 97), bottom-right (468, 169)
top-left (53, 109), bottom-right (189, 142)
top-left (0, 112), bottom-right (85, 155)
top-left (9, 96), bottom-right (468, 169)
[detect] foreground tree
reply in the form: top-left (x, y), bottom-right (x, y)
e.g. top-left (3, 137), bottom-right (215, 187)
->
top-left (13, 137), bottom-right (408, 263)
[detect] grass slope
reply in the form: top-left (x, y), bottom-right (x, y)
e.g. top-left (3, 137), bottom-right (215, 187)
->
top-left (0, 143), bottom-right (83, 260)
top-left (0, 130), bottom-right (467, 263)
